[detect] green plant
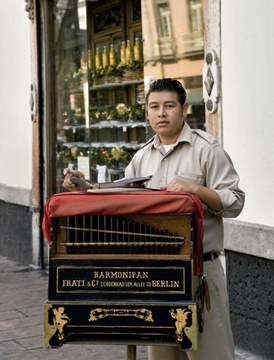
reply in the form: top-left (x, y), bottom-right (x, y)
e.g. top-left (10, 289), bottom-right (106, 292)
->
top-left (106, 66), bottom-right (124, 78)
top-left (90, 68), bottom-right (106, 81)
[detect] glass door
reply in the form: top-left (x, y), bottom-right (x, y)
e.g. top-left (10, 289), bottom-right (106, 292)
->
top-left (52, 0), bottom-right (145, 192)
top-left (47, 0), bottom-right (205, 194)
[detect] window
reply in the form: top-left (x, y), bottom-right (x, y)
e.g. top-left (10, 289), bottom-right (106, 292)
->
top-left (158, 3), bottom-right (172, 39)
top-left (189, 0), bottom-right (204, 33)
top-left (155, 1), bottom-right (175, 57)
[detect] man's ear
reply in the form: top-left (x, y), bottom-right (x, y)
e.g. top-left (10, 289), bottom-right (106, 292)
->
top-left (182, 102), bottom-right (189, 117)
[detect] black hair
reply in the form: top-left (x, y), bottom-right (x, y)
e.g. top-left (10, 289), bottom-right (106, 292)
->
top-left (145, 78), bottom-right (187, 106)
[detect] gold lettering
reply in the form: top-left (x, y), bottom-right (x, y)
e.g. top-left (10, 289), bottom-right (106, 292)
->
top-left (62, 279), bottom-right (71, 287)
top-left (62, 279), bottom-right (85, 287)
top-left (173, 280), bottom-right (180, 288)
top-left (92, 271), bottom-right (149, 279)
top-left (151, 280), bottom-right (180, 288)
top-left (152, 280), bottom-right (161, 287)
top-left (95, 271), bottom-right (105, 279)
top-left (142, 271), bottom-right (149, 279)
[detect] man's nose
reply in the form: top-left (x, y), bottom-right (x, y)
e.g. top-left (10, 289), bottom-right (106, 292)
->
top-left (158, 105), bottom-right (167, 117)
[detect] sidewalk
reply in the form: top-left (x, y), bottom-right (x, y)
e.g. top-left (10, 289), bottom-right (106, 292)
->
top-left (0, 256), bottom-right (147, 360)
top-left (0, 255), bottom-right (259, 360)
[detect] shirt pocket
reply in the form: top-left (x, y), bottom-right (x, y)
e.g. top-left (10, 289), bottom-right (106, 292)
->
top-left (175, 172), bottom-right (205, 185)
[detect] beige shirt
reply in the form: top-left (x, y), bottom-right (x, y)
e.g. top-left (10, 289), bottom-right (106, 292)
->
top-left (125, 122), bottom-right (245, 253)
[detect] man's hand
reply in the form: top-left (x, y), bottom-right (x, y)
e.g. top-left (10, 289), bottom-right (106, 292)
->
top-left (62, 168), bottom-right (86, 192)
top-left (163, 178), bottom-right (199, 194)
top-left (163, 178), bottom-right (223, 211)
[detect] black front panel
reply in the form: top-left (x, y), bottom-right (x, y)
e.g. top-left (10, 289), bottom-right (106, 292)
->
top-left (49, 259), bottom-right (193, 301)
top-left (44, 302), bottom-right (197, 350)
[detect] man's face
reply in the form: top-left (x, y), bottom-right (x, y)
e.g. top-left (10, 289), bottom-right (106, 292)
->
top-left (147, 91), bottom-right (186, 144)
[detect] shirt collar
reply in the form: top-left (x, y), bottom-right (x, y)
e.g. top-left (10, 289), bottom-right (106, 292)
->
top-left (152, 122), bottom-right (193, 149)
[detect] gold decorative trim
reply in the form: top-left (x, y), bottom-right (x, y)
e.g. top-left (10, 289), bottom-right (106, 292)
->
top-left (184, 304), bottom-right (198, 351)
top-left (44, 304), bottom-right (71, 347)
top-left (46, 301), bottom-right (196, 307)
top-left (52, 306), bottom-right (71, 340)
top-left (44, 304), bottom-right (54, 348)
top-left (170, 308), bottom-right (191, 342)
top-left (89, 308), bottom-right (154, 322)
top-left (68, 331), bottom-right (181, 336)
top-left (169, 305), bottom-right (198, 351)
top-left (68, 325), bottom-right (173, 329)
top-left (47, 301), bottom-right (196, 307)
top-left (25, 0), bottom-right (35, 23)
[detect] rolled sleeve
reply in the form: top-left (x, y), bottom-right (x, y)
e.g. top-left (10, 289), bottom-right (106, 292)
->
top-left (215, 188), bottom-right (245, 218)
top-left (215, 189), bottom-right (237, 208)
top-left (205, 144), bottom-right (245, 218)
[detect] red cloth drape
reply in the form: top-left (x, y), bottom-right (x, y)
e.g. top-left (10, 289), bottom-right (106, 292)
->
top-left (42, 191), bottom-right (204, 275)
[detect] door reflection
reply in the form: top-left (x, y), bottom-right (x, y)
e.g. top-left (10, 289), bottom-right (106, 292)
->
top-left (142, 0), bottom-right (205, 130)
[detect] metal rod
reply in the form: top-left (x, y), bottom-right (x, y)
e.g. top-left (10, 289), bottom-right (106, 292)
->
top-left (75, 216), bottom-right (78, 244)
top-left (63, 241), bottom-right (182, 246)
top-left (66, 217), bottom-right (69, 244)
top-left (60, 225), bottom-right (184, 241)
top-left (127, 345), bottom-right (136, 360)
top-left (97, 216), bottom-right (100, 243)
top-left (89, 215), bottom-right (93, 244)
top-left (82, 215), bottom-right (85, 243)
top-left (110, 216), bottom-right (113, 243)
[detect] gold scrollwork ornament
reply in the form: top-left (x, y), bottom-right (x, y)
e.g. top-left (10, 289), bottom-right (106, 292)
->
top-left (89, 308), bottom-right (154, 322)
top-left (53, 306), bottom-right (70, 340)
top-left (170, 308), bottom-right (191, 342)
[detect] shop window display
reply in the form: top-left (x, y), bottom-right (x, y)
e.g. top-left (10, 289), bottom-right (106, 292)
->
top-left (52, 0), bottom-right (205, 193)
top-left (54, 0), bottom-right (145, 192)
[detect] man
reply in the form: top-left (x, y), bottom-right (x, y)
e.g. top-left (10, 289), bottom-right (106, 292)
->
top-left (63, 78), bottom-right (245, 360)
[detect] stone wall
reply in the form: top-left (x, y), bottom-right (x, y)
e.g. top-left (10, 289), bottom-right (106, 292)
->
top-left (227, 251), bottom-right (274, 357)
top-left (0, 201), bottom-right (32, 265)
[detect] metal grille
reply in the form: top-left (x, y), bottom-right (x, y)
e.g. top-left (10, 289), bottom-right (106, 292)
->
top-left (59, 215), bottom-right (185, 255)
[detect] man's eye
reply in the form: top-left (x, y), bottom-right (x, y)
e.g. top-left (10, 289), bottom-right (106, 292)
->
top-left (150, 105), bottom-right (158, 109)
top-left (166, 104), bottom-right (175, 108)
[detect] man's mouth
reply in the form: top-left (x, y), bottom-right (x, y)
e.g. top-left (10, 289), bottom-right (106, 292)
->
top-left (157, 121), bottom-right (169, 127)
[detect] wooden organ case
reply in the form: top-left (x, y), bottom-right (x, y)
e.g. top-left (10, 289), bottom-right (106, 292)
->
top-left (43, 191), bottom-right (204, 351)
